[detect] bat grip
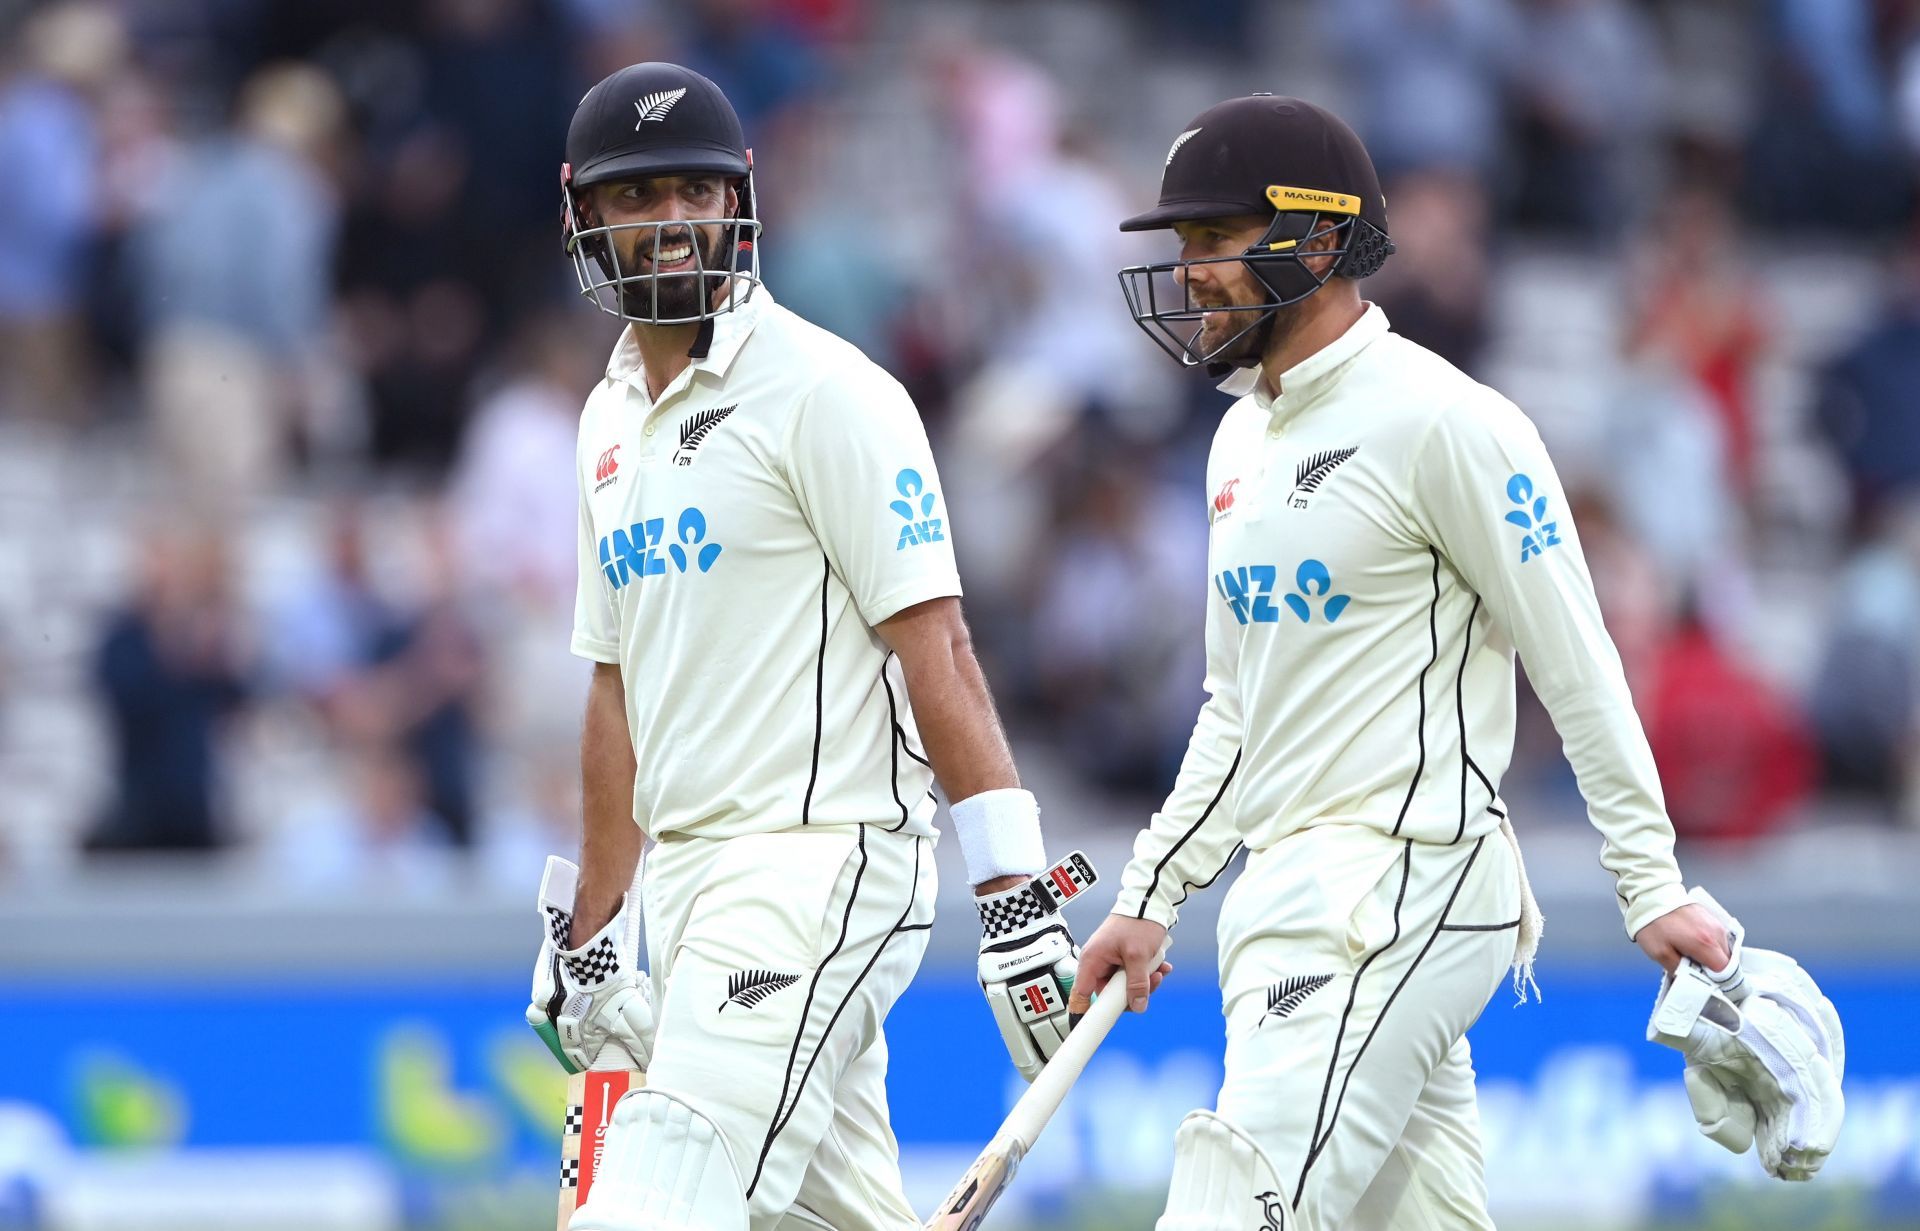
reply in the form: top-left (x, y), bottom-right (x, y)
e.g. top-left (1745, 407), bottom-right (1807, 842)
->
top-left (1002, 945), bottom-right (1165, 1141)
top-left (591, 1039), bottom-right (639, 1072)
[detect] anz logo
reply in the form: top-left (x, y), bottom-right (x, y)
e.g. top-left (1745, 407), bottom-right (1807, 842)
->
top-left (599, 507), bottom-right (723, 591)
top-left (891, 468), bottom-right (946, 550)
top-left (1503, 473), bottom-right (1562, 563)
top-left (1216, 559), bottom-right (1350, 626)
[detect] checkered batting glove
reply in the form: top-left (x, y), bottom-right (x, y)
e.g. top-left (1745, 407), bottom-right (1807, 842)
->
top-left (525, 856), bottom-right (655, 1075)
top-left (977, 852), bottom-right (1098, 1082)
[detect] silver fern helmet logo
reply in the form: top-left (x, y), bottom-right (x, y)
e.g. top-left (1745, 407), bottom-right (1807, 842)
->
top-left (634, 87), bottom-right (688, 126)
top-left (1165, 127), bottom-right (1201, 166)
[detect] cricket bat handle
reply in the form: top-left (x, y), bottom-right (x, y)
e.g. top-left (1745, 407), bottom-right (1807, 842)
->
top-left (923, 960), bottom-right (1148, 1231)
top-left (1001, 964), bottom-right (1131, 1142)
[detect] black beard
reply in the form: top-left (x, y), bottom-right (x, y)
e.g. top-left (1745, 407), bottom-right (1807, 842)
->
top-left (614, 227), bottom-right (731, 320)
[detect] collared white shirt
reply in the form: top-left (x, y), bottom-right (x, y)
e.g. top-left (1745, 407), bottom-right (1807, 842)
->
top-left (1117, 304), bottom-right (1687, 939)
top-left (572, 291), bottom-right (959, 840)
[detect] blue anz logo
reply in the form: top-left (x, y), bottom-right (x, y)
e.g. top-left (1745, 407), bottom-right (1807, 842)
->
top-left (666, 507), bottom-right (723, 573)
top-left (892, 469), bottom-right (946, 550)
top-left (599, 507), bottom-right (723, 591)
top-left (1284, 559), bottom-right (1350, 623)
top-left (1215, 565), bottom-right (1280, 623)
top-left (1503, 473), bottom-right (1562, 563)
top-left (1216, 559), bottom-right (1350, 625)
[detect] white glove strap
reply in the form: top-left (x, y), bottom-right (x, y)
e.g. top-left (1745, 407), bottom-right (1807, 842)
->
top-left (949, 788), bottom-right (1045, 885)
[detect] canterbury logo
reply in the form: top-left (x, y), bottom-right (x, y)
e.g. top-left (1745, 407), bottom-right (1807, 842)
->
top-left (594, 445), bottom-right (620, 483)
top-left (1293, 447), bottom-right (1357, 495)
top-left (720, 969), bottom-right (800, 1012)
top-left (673, 404), bottom-right (736, 465)
top-left (634, 87), bottom-right (687, 125)
top-left (1165, 127), bottom-right (1201, 166)
top-left (1260, 974), bottom-right (1333, 1026)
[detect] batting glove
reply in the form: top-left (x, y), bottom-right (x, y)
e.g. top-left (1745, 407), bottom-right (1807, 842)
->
top-left (977, 851), bottom-right (1098, 1081)
top-left (1648, 891), bottom-right (1845, 1181)
top-left (526, 855), bottom-right (656, 1074)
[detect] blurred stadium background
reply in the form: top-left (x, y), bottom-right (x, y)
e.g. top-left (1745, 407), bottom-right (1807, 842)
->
top-left (1, 0), bottom-right (1919, 1227)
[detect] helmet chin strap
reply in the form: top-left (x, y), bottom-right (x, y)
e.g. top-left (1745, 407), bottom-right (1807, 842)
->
top-left (688, 316), bottom-right (715, 360)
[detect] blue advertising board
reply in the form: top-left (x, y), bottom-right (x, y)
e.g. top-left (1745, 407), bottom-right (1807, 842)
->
top-left (0, 961), bottom-right (1911, 1228)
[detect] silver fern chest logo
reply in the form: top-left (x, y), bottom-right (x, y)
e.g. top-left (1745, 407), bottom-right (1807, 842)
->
top-left (1289, 447), bottom-right (1358, 509)
top-left (634, 87), bottom-right (687, 125)
top-left (674, 404), bottom-right (736, 466)
top-left (720, 969), bottom-right (800, 1012)
top-left (1165, 127), bottom-right (1201, 167)
top-left (1259, 974), bottom-right (1333, 1027)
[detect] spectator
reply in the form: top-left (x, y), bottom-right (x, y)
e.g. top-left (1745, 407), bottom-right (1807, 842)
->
top-left (1645, 610), bottom-right (1816, 843)
top-left (268, 741), bottom-right (455, 892)
top-left (135, 61), bottom-right (345, 506)
top-left (448, 315), bottom-right (597, 608)
top-left (1321, 0), bottom-right (1519, 181)
top-left (1745, 0), bottom-right (1911, 230)
top-left (87, 526), bottom-right (249, 852)
top-left (1623, 184), bottom-right (1770, 496)
top-left (0, 2), bottom-right (126, 422)
top-left (1508, 0), bottom-right (1666, 236)
top-left (682, 0), bottom-right (823, 134)
top-left (1028, 448), bottom-right (1205, 791)
top-left (268, 502), bottom-right (485, 846)
top-left (1807, 508), bottom-right (1920, 819)
top-left (1366, 169), bottom-right (1493, 373)
top-left (1814, 227), bottom-right (1920, 520)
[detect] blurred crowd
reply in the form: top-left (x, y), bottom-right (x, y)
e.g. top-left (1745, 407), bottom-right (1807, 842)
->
top-left (6, 0), bottom-right (1920, 880)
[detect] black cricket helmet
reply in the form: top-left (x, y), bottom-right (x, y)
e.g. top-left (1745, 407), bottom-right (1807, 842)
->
top-left (561, 62), bottom-right (761, 326)
top-left (1117, 95), bottom-right (1393, 370)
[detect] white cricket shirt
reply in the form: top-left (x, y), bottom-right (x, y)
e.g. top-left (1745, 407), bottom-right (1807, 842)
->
top-left (1117, 305), bottom-right (1689, 940)
top-left (572, 291), bottom-right (959, 840)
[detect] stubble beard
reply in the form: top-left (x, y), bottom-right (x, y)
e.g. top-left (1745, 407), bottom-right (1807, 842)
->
top-left (1199, 305), bottom-right (1276, 369)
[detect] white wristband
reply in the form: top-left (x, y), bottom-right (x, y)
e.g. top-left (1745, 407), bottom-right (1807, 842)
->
top-left (949, 788), bottom-right (1045, 885)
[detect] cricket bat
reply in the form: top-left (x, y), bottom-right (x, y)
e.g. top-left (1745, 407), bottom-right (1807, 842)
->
top-left (924, 963), bottom-right (1140, 1231)
top-left (558, 1041), bottom-right (644, 1231)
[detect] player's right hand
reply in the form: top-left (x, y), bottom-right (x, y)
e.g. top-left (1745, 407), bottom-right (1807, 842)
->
top-left (1068, 915), bottom-right (1171, 1017)
top-left (525, 856), bottom-right (656, 1074)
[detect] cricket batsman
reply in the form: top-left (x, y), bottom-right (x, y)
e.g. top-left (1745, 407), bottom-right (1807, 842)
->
top-left (524, 63), bottom-right (1095, 1230)
top-left (1072, 95), bottom-right (1845, 1229)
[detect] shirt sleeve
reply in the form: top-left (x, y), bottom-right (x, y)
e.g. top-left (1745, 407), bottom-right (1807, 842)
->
top-left (782, 361), bottom-right (963, 626)
top-left (1115, 465), bottom-right (1247, 930)
top-left (571, 472), bottom-right (621, 664)
top-left (1407, 392), bottom-right (1688, 939)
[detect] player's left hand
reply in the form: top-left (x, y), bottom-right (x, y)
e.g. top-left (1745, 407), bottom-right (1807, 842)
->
top-left (525, 856), bottom-right (656, 1075)
top-left (1634, 902), bottom-right (1733, 973)
top-left (975, 852), bottom-right (1099, 1081)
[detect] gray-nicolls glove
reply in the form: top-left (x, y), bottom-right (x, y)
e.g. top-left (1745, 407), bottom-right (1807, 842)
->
top-left (977, 852), bottom-right (1098, 1081)
top-left (526, 855), bottom-right (656, 1074)
top-left (1647, 888), bottom-right (1845, 1180)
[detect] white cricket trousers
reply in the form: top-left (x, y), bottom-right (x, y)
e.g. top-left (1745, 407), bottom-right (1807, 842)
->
top-left (1204, 823), bottom-right (1520, 1231)
top-left (640, 823), bottom-right (935, 1231)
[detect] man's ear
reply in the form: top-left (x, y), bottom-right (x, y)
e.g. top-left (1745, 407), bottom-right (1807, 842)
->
top-left (1301, 218), bottom-right (1344, 277)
